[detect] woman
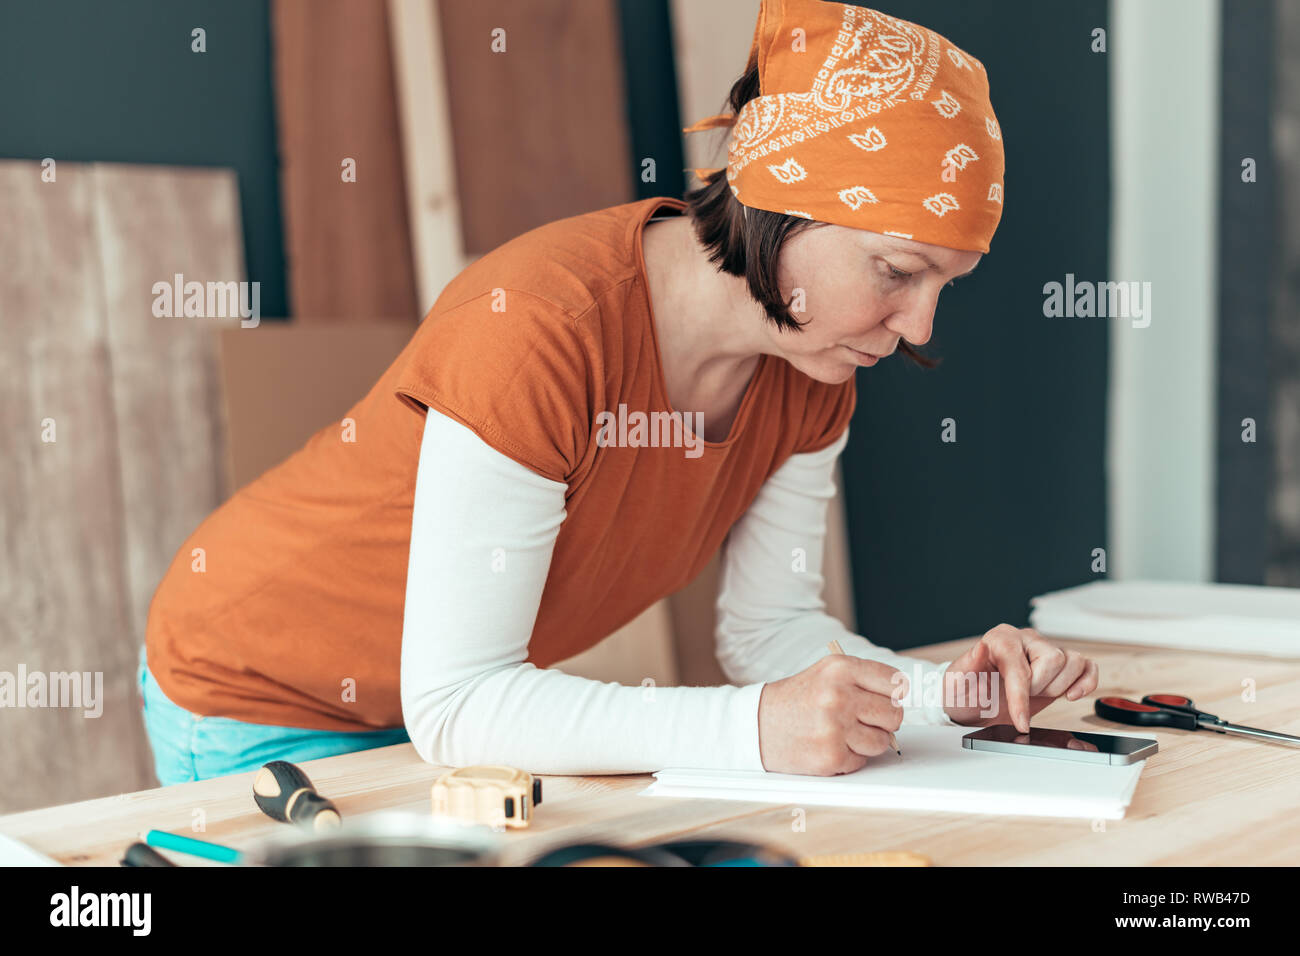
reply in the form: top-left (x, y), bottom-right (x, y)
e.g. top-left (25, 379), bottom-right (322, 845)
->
top-left (140, 0), bottom-right (1098, 784)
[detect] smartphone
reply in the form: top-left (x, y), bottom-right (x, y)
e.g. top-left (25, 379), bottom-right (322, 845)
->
top-left (961, 724), bottom-right (1158, 765)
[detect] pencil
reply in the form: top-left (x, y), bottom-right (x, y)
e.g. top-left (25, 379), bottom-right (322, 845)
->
top-left (143, 829), bottom-right (242, 865)
top-left (826, 640), bottom-right (901, 756)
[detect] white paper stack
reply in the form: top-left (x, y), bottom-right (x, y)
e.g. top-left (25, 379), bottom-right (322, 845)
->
top-left (0, 832), bottom-right (61, 866)
top-left (641, 725), bottom-right (1149, 820)
top-left (1028, 580), bottom-right (1300, 658)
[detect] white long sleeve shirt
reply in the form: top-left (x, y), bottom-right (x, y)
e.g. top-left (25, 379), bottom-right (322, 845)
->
top-left (400, 407), bottom-right (955, 775)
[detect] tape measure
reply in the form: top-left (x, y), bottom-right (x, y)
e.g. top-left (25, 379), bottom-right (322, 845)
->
top-left (431, 765), bottom-right (542, 829)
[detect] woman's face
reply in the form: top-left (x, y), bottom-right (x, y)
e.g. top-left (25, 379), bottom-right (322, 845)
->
top-left (769, 224), bottom-right (983, 384)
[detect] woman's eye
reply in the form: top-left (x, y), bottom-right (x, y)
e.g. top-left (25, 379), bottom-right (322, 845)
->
top-left (886, 263), bottom-right (911, 280)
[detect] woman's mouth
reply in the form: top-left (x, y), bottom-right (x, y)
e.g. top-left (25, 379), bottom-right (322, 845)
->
top-left (843, 345), bottom-right (880, 366)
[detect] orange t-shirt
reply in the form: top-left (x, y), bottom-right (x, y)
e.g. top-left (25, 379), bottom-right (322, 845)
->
top-left (144, 196), bottom-right (856, 731)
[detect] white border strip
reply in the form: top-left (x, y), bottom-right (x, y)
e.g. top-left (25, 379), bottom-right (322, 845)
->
top-left (1108, 0), bottom-right (1221, 580)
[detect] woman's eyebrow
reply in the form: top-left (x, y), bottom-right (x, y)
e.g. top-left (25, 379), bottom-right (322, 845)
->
top-left (886, 244), bottom-right (980, 279)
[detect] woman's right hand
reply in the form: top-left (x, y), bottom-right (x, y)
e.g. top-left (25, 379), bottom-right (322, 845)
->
top-left (757, 654), bottom-right (906, 775)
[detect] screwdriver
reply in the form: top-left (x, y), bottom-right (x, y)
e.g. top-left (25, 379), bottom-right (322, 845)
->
top-left (253, 760), bottom-right (342, 830)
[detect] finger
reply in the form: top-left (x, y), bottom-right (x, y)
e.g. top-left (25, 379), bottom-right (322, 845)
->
top-left (1039, 649), bottom-right (1088, 699)
top-left (1064, 659), bottom-right (1099, 700)
top-left (1022, 632), bottom-right (1069, 696)
top-left (852, 687), bottom-right (905, 734)
top-left (837, 656), bottom-right (910, 701)
top-left (985, 629), bottom-right (1033, 733)
top-left (844, 721), bottom-right (894, 761)
top-left (966, 637), bottom-right (994, 674)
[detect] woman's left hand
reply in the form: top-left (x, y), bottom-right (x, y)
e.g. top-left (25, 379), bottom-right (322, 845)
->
top-left (941, 624), bottom-right (1099, 732)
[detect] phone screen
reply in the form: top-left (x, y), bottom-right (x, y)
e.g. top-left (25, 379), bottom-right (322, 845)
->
top-left (967, 725), bottom-right (1152, 754)
top-left (962, 724), bottom-right (1158, 764)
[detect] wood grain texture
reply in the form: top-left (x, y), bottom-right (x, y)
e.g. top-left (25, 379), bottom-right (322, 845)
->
top-left (5, 637), bottom-right (1298, 865)
top-left (217, 321), bottom-right (417, 490)
top-left (0, 161), bottom-right (245, 813)
top-left (667, 554), bottom-right (728, 686)
top-left (0, 161), bottom-right (151, 812)
top-left (436, 0), bottom-right (635, 254)
top-left (272, 0), bottom-right (419, 319)
top-left (387, 0), bottom-right (472, 313)
top-left (553, 599), bottom-right (680, 687)
top-left (670, 0), bottom-right (758, 180)
top-left (92, 164), bottom-right (239, 651)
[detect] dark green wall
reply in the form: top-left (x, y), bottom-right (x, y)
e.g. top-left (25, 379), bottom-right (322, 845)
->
top-left (0, 0), bottom-right (287, 316)
top-left (842, 0), bottom-right (1111, 650)
top-left (617, 0), bottom-right (687, 202)
top-left (1216, 0), bottom-right (1277, 584)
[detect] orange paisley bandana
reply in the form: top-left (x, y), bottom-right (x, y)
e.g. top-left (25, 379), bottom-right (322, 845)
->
top-left (684, 0), bottom-right (1005, 253)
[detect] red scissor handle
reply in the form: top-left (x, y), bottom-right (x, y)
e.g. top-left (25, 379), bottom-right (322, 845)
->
top-left (1095, 696), bottom-right (1199, 729)
top-left (1101, 697), bottom-right (1160, 712)
top-left (1146, 693), bottom-right (1194, 708)
top-left (1142, 694), bottom-right (1221, 722)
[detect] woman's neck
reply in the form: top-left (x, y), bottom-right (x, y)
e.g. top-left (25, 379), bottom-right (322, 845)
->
top-left (642, 215), bottom-right (774, 426)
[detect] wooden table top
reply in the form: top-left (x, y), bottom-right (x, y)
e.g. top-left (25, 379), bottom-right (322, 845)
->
top-left (4, 637), bottom-right (1299, 866)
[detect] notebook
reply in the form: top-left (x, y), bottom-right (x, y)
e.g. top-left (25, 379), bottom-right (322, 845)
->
top-left (1028, 580), bottom-right (1300, 658)
top-left (0, 832), bottom-right (61, 866)
top-left (641, 724), bottom-right (1149, 820)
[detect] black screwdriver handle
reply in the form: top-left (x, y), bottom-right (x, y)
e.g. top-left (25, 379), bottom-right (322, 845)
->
top-left (1096, 697), bottom-right (1199, 730)
top-left (253, 761), bottom-right (341, 830)
top-left (121, 842), bottom-right (177, 867)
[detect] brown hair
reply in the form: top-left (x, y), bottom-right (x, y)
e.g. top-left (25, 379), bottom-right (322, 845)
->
top-left (682, 62), bottom-right (938, 369)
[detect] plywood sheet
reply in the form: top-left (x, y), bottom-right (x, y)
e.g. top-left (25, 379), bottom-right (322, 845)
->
top-left (92, 164), bottom-right (240, 648)
top-left (272, 0), bottom-right (419, 319)
top-left (0, 161), bottom-right (150, 811)
top-left (436, 0), bottom-right (634, 253)
top-left (217, 321), bottom-right (416, 490)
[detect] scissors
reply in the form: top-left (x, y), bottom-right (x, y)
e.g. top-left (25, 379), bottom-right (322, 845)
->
top-left (1096, 693), bottom-right (1300, 747)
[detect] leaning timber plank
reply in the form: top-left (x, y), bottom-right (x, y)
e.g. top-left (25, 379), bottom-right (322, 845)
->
top-left (0, 160), bottom-right (152, 812)
top-left (91, 163), bottom-right (241, 655)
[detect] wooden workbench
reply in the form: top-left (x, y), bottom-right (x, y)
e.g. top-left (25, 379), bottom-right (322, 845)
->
top-left (4, 637), bottom-right (1299, 866)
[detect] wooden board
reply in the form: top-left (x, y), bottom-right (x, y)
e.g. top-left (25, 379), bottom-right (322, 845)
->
top-left (670, 0), bottom-right (759, 180)
top-left (387, 0), bottom-right (472, 312)
top-left (217, 321), bottom-right (416, 490)
top-left (272, 0), bottom-right (419, 319)
top-left (436, 0), bottom-right (635, 254)
top-left (553, 599), bottom-right (680, 688)
top-left (0, 161), bottom-right (242, 813)
top-left (0, 161), bottom-right (146, 811)
top-left (5, 638), bottom-right (1299, 865)
top-left (92, 164), bottom-right (240, 648)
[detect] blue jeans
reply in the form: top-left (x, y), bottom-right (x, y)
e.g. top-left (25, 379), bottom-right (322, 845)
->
top-left (137, 646), bottom-right (410, 785)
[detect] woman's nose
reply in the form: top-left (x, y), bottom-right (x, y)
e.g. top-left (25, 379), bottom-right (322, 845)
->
top-left (888, 300), bottom-right (938, 347)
